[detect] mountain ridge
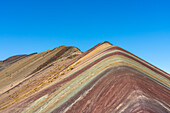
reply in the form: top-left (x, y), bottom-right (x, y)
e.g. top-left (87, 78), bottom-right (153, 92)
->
top-left (0, 41), bottom-right (169, 113)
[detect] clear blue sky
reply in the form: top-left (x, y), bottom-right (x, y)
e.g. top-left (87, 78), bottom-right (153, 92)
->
top-left (0, 0), bottom-right (170, 73)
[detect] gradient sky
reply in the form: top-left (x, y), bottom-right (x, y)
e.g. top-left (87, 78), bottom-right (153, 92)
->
top-left (0, 0), bottom-right (170, 73)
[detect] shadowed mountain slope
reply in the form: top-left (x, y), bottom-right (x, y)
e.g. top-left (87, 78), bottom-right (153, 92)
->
top-left (0, 41), bottom-right (169, 113)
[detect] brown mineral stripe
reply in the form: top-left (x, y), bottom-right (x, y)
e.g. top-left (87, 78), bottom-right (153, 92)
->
top-left (104, 46), bottom-right (169, 75)
top-left (101, 47), bottom-right (169, 79)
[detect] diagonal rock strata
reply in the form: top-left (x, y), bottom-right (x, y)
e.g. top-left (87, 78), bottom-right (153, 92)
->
top-left (0, 41), bottom-right (169, 113)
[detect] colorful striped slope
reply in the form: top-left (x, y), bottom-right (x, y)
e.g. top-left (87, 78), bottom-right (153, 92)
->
top-left (0, 41), bottom-right (169, 113)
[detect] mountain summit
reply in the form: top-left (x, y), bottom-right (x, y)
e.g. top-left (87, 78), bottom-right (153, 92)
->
top-left (0, 42), bottom-right (169, 113)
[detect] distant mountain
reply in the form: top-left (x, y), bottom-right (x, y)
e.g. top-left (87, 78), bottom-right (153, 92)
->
top-left (0, 42), bottom-right (169, 113)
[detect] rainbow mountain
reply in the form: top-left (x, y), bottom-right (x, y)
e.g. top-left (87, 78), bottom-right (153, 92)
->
top-left (0, 41), bottom-right (169, 113)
